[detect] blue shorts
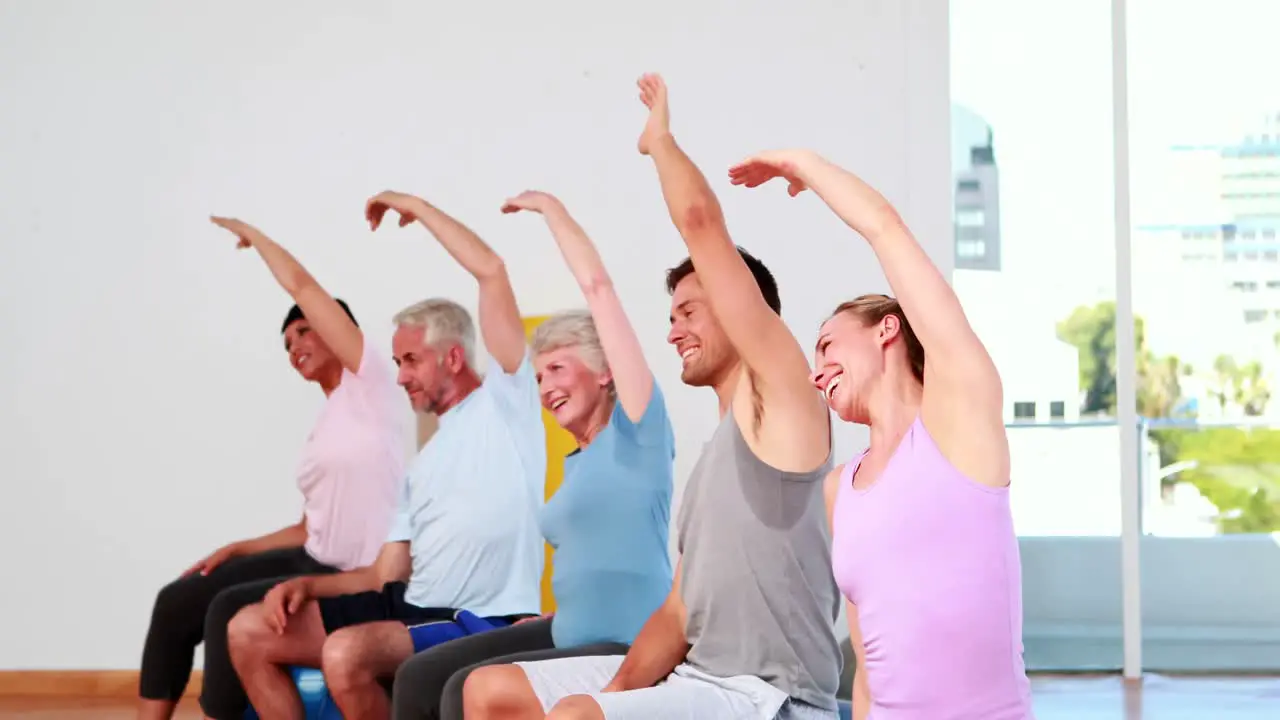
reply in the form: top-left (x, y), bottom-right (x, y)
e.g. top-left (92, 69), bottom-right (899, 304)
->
top-left (317, 582), bottom-right (533, 652)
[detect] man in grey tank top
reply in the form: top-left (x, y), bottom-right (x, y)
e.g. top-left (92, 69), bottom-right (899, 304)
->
top-left (460, 73), bottom-right (842, 720)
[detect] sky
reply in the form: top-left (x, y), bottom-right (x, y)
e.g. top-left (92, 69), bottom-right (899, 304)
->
top-left (949, 0), bottom-right (1280, 331)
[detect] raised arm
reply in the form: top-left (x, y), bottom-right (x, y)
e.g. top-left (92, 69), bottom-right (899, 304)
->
top-left (732, 151), bottom-right (1009, 487)
top-left (728, 151), bottom-right (1001, 404)
top-left (210, 217), bottom-right (364, 373)
top-left (365, 191), bottom-right (527, 373)
top-left (635, 74), bottom-right (825, 437)
top-left (501, 190), bottom-right (653, 422)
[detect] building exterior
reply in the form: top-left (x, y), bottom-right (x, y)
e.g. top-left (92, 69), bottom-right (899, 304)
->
top-left (952, 105), bottom-right (1002, 271)
top-left (1132, 112), bottom-right (1280, 378)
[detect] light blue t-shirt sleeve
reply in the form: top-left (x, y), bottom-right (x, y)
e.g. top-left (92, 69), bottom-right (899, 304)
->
top-left (385, 475), bottom-right (412, 543)
top-left (612, 378), bottom-right (676, 456)
top-left (481, 352), bottom-right (542, 422)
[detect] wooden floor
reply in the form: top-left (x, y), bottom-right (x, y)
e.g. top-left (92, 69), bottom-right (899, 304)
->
top-left (0, 675), bottom-right (1276, 718)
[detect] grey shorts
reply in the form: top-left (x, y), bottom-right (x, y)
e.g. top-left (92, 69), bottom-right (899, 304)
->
top-left (513, 655), bottom-right (837, 720)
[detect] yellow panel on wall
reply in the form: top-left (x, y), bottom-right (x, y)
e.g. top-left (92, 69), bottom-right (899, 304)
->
top-left (523, 315), bottom-right (577, 613)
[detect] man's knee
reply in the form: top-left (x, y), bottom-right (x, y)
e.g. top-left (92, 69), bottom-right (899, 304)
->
top-left (320, 627), bottom-right (375, 692)
top-left (546, 695), bottom-right (603, 720)
top-left (226, 603), bottom-right (272, 659)
top-left (463, 665), bottom-right (534, 713)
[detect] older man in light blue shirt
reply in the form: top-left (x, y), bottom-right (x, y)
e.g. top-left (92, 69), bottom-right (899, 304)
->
top-left (222, 191), bottom-right (547, 720)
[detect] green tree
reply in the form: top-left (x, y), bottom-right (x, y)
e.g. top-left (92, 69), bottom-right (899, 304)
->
top-left (1151, 427), bottom-right (1280, 533)
top-left (1056, 301), bottom-right (1190, 417)
top-left (1057, 302), bottom-right (1129, 415)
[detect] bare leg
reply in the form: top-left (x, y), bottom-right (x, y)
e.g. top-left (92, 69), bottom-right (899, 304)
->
top-left (463, 665), bottom-right (546, 720)
top-left (545, 696), bottom-right (605, 720)
top-left (227, 600), bottom-right (327, 720)
top-left (137, 699), bottom-right (176, 720)
top-left (322, 621), bottom-right (414, 720)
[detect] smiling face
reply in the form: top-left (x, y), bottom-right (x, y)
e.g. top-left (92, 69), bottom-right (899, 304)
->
top-left (534, 344), bottom-right (612, 432)
top-left (392, 324), bottom-right (464, 414)
top-left (283, 318), bottom-right (340, 383)
top-left (667, 273), bottom-right (737, 387)
top-left (811, 309), bottom-right (898, 424)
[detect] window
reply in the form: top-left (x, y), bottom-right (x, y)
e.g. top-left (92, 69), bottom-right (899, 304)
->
top-left (1049, 401), bottom-right (1066, 420)
top-left (956, 208), bottom-right (986, 227)
top-left (956, 239), bottom-right (986, 258)
top-left (954, 0), bottom-right (1119, 673)
top-left (1131, 0), bottom-right (1280, 674)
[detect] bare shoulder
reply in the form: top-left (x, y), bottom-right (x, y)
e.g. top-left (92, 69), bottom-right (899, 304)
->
top-left (732, 370), bottom-right (831, 473)
top-left (920, 381), bottom-right (1010, 488)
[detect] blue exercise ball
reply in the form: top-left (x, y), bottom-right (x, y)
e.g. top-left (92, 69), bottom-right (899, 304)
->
top-left (244, 667), bottom-right (339, 720)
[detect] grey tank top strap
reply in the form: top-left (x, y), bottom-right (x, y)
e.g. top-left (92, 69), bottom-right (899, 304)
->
top-left (676, 412), bottom-right (842, 710)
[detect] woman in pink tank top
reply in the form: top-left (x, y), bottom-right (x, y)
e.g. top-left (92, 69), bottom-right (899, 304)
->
top-left (730, 151), bottom-right (1034, 720)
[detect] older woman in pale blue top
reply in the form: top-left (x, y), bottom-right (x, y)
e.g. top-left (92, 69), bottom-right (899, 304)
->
top-left (389, 190), bottom-right (675, 720)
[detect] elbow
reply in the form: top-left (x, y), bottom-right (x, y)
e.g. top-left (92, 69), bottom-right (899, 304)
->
top-left (285, 275), bottom-right (321, 301)
top-left (579, 271), bottom-right (615, 300)
top-left (673, 200), bottom-right (723, 237)
top-left (474, 255), bottom-right (508, 282)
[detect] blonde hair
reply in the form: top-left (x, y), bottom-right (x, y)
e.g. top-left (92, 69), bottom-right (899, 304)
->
top-left (831, 294), bottom-right (925, 383)
top-left (393, 298), bottom-right (476, 367)
top-left (530, 310), bottom-right (608, 375)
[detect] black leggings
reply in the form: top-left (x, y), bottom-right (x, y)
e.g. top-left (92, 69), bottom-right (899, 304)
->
top-left (390, 618), bottom-right (629, 720)
top-left (138, 546), bottom-right (337, 719)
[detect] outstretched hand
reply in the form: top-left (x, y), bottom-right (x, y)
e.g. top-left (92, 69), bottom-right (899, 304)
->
top-left (636, 73), bottom-right (671, 155)
top-left (500, 190), bottom-right (561, 215)
top-left (728, 150), bottom-right (813, 197)
top-left (210, 216), bottom-right (267, 249)
top-left (365, 191), bottom-right (423, 231)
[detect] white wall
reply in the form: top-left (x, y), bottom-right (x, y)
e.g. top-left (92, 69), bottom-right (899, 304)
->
top-left (0, 0), bottom-right (950, 669)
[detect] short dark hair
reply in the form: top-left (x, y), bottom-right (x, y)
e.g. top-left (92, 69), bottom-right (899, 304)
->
top-left (665, 247), bottom-right (781, 315)
top-left (281, 298), bottom-right (358, 334)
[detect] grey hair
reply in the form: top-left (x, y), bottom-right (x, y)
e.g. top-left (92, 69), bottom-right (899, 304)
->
top-left (530, 310), bottom-right (608, 375)
top-left (392, 298), bottom-right (476, 367)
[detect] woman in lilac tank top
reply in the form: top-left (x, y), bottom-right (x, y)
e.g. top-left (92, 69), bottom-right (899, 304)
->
top-left (729, 150), bottom-right (1034, 720)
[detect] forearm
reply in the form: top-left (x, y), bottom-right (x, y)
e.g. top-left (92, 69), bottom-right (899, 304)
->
top-left (409, 198), bottom-right (505, 281)
top-left (540, 203), bottom-right (612, 296)
top-left (793, 155), bottom-right (940, 296)
top-left (605, 605), bottom-right (689, 691)
top-left (649, 134), bottom-right (727, 239)
top-left (794, 153), bottom-right (967, 350)
top-left (251, 234), bottom-right (319, 298)
top-left (791, 153), bottom-right (899, 241)
top-left (235, 520), bottom-right (307, 555)
top-left (302, 566), bottom-right (381, 599)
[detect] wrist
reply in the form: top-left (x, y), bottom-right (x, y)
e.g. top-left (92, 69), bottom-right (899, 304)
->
top-left (408, 196), bottom-right (434, 220)
top-left (539, 198), bottom-right (568, 218)
top-left (296, 575), bottom-right (317, 596)
top-left (649, 132), bottom-right (677, 154)
top-left (787, 149), bottom-right (825, 179)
